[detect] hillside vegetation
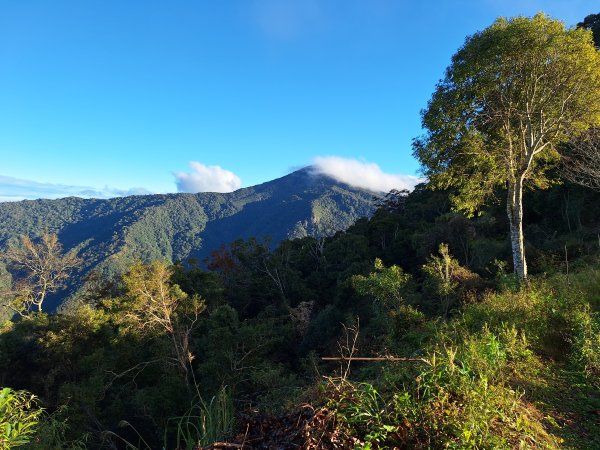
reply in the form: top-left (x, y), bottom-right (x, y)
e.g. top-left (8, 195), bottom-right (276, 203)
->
top-left (0, 177), bottom-right (598, 449)
top-left (0, 168), bottom-right (376, 313)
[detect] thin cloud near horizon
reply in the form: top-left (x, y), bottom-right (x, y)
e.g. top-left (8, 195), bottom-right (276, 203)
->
top-left (0, 175), bottom-right (152, 202)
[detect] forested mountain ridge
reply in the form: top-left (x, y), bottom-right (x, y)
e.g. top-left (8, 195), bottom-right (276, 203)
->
top-left (0, 167), bottom-right (378, 310)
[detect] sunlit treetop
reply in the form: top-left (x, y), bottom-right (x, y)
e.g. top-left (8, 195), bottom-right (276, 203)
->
top-left (414, 13), bottom-right (600, 215)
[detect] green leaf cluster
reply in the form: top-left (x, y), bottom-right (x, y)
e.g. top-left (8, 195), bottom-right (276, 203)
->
top-left (0, 388), bottom-right (42, 449)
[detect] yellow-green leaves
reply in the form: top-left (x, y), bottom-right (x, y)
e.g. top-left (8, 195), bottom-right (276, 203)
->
top-left (120, 260), bottom-right (204, 336)
top-left (352, 258), bottom-right (411, 309)
top-left (117, 261), bottom-right (206, 379)
top-left (0, 387), bottom-right (42, 449)
top-left (414, 13), bottom-right (600, 213)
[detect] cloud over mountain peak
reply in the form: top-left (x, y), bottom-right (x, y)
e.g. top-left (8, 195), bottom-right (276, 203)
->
top-left (311, 156), bottom-right (422, 193)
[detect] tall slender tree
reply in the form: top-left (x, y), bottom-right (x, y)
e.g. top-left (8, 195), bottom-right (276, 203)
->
top-left (413, 14), bottom-right (600, 281)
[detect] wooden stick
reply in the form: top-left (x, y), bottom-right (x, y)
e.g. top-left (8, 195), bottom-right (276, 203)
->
top-left (205, 443), bottom-right (245, 449)
top-left (321, 356), bottom-right (426, 362)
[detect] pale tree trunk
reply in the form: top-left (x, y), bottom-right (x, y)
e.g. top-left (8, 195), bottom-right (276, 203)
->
top-left (507, 177), bottom-right (527, 281)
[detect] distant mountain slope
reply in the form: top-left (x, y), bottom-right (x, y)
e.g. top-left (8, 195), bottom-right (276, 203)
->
top-left (0, 167), bottom-right (378, 310)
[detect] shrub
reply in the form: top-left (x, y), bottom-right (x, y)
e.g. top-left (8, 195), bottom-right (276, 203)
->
top-left (422, 244), bottom-right (485, 317)
top-left (326, 329), bottom-right (556, 449)
top-left (571, 305), bottom-right (600, 386)
top-left (0, 388), bottom-right (42, 450)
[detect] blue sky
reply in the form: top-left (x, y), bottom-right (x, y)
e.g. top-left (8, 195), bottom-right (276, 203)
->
top-left (0, 0), bottom-right (595, 200)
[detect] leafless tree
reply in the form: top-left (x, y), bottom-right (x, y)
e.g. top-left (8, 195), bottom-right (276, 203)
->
top-left (3, 232), bottom-right (81, 316)
top-left (561, 128), bottom-right (600, 191)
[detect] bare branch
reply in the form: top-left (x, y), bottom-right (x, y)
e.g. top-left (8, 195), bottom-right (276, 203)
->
top-left (3, 232), bottom-right (81, 314)
top-left (560, 128), bottom-right (600, 190)
top-left (120, 261), bottom-right (206, 383)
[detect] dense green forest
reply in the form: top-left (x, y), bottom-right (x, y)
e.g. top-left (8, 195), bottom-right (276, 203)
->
top-left (2, 178), bottom-right (599, 449)
top-left (1, 12), bottom-right (600, 450)
top-left (0, 168), bottom-right (376, 315)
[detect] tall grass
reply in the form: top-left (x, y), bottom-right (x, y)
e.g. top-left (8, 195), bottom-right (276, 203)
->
top-left (165, 386), bottom-right (234, 450)
top-left (23, 405), bottom-right (89, 450)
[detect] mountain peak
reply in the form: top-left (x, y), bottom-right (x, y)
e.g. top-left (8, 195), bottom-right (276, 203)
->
top-left (0, 170), bottom-right (377, 312)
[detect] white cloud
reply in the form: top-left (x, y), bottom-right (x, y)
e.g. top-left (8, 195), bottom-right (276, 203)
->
top-left (311, 156), bottom-right (423, 192)
top-left (174, 162), bottom-right (242, 193)
top-left (0, 175), bottom-right (152, 202)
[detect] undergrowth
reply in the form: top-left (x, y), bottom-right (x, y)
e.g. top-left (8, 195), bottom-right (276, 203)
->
top-left (322, 262), bottom-right (600, 449)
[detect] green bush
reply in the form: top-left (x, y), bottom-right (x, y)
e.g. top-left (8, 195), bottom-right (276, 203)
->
top-left (571, 305), bottom-right (600, 386)
top-left (326, 335), bottom-right (556, 449)
top-left (0, 388), bottom-right (42, 450)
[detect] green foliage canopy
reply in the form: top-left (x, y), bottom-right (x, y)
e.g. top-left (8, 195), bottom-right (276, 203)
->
top-left (352, 258), bottom-right (411, 310)
top-left (578, 12), bottom-right (600, 47)
top-left (414, 13), bottom-right (600, 280)
top-left (414, 14), bottom-right (600, 214)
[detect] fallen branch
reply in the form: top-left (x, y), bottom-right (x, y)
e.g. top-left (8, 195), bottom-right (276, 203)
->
top-left (321, 356), bottom-right (427, 363)
top-left (204, 443), bottom-right (245, 449)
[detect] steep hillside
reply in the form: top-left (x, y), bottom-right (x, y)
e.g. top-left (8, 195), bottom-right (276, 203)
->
top-left (0, 167), bottom-right (377, 310)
